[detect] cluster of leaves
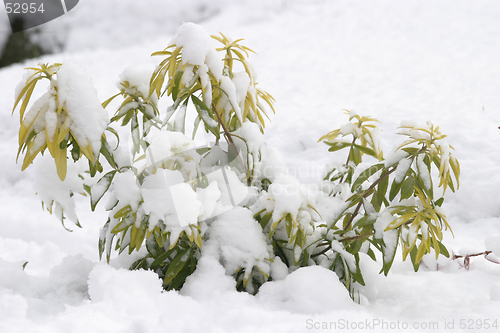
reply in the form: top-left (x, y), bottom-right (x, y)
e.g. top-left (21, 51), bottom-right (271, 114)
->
top-left (312, 111), bottom-right (459, 295)
top-left (129, 233), bottom-right (199, 291)
top-left (150, 30), bottom-right (274, 139)
top-left (13, 63), bottom-right (101, 180)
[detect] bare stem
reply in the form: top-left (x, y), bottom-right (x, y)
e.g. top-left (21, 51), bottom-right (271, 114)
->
top-left (343, 166), bottom-right (397, 231)
top-left (212, 102), bottom-right (250, 185)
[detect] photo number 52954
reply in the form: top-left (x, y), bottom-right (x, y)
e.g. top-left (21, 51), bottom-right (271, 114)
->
top-left (5, 2), bottom-right (45, 14)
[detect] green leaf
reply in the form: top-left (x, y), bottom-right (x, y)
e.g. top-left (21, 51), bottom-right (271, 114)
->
top-left (100, 138), bottom-right (118, 170)
top-left (151, 247), bottom-right (176, 268)
top-left (114, 205), bottom-right (132, 219)
top-left (380, 229), bottom-right (401, 276)
top-left (110, 218), bottom-right (132, 234)
top-left (351, 163), bottom-right (384, 192)
top-left (400, 176), bottom-right (416, 200)
top-left (438, 241), bottom-right (450, 258)
top-left (449, 156), bottom-right (460, 188)
top-left (301, 248), bottom-right (310, 267)
top-left (326, 142), bottom-right (351, 152)
top-left (354, 144), bottom-right (377, 159)
top-left (192, 115), bottom-right (202, 140)
top-left (353, 214), bottom-right (378, 228)
top-left (102, 93), bottom-right (121, 109)
top-left (257, 212), bottom-right (272, 229)
top-left (285, 213), bottom-right (293, 238)
top-left (261, 178), bottom-right (271, 191)
top-left (173, 99), bottom-right (188, 133)
top-left (164, 248), bottom-right (192, 288)
top-left (191, 95), bottom-right (220, 139)
top-left (350, 255), bottom-right (365, 286)
top-left (366, 247), bottom-right (377, 261)
top-left (91, 170), bottom-right (117, 211)
top-left (435, 197), bottom-right (444, 207)
top-left (376, 175), bottom-right (389, 209)
top-left (146, 237), bottom-right (162, 257)
top-left (129, 222), bottom-right (147, 253)
top-left (348, 239), bottom-right (364, 255)
top-left (429, 238), bottom-right (450, 258)
top-left (120, 109), bottom-right (134, 127)
top-left (171, 71), bottom-right (183, 101)
top-left (389, 179), bottom-right (404, 201)
top-left (99, 219), bottom-right (111, 261)
top-left (409, 245), bottom-right (420, 272)
top-left (350, 146), bottom-right (362, 165)
top-left (371, 193), bottom-right (381, 212)
top-left (401, 147), bottom-right (419, 156)
top-left (168, 254), bottom-right (197, 290)
top-left (88, 159), bottom-right (103, 178)
top-left (273, 240), bottom-right (289, 267)
top-left (70, 139), bottom-right (81, 161)
top-left (18, 80), bottom-right (38, 119)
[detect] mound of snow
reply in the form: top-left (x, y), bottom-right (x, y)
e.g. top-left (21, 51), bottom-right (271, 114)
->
top-left (257, 265), bottom-right (357, 314)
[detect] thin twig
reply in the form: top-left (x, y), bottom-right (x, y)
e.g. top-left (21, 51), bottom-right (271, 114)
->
top-left (212, 102), bottom-right (250, 185)
top-left (344, 166), bottom-right (397, 231)
top-left (452, 250), bottom-right (499, 270)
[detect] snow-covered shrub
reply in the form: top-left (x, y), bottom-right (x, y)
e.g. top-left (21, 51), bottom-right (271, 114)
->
top-left (12, 22), bottom-right (460, 298)
top-left (316, 111), bottom-right (460, 291)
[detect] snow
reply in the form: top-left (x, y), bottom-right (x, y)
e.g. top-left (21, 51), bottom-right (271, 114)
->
top-left (57, 59), bottom-right (109, 158)
top-left (141, 169), bottom-right (184, 230)
top-left (267, 174), bottom-right (304, 222)
top-left (374, 210), bottom-right (395, 243)
top-left (394, 157), bottom-right (413, 183)
top-left (206, 166), bottom-right (253, 211)
top-left (118, 65), bottom-right (155, 101)
top-left (485, 234), bottom-right (500, 257)
top-left (257, 265), bottom-right (356, 314)
top-left (33, 155), bottom-right (85, 226)
top-left (110, 169), bottom-right (141, 212)
top-left (2, 1), bottom-right (500, 332)
top-left (232, 71), bottom-right (251, 109)
top-left (196, 181), bottom-right (221, 221)
top-left (169, 182), bottom-right (202, 227)
top-left (384, 148), bottom-right (409, 168)
top-left (416, 154), bottom-right (432, 190)
top-left (204, 207), bottom-right (271, 283)
top-left (173, 22), bottom-right (223, 82)
top-left (219, 75), bottom-right (243, 123)
top-left (339, 122), bottom-right (357, 137)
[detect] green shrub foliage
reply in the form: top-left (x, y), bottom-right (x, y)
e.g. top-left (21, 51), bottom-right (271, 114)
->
top-left (13, 23), bottom-right (459, 297)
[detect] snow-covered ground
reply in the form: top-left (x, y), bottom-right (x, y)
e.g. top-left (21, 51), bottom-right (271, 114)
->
top-left (1, 1), bottom-right (500, 332)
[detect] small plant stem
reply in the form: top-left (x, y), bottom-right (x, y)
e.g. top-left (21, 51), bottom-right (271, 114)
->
top-left (338, 137), bottom-right (357, 184)
top-left (311, 232), bottom-right (375, 258)
top-left (311, 246), bottom-right (330, 258)
top-left (453, 251), bottom-right (493, 259)
top-left (343, 166), bottom-right (397, 231)
top-left (339, 232), bottom-right (375, 243)
top-left (212, 102), bottom-right (250, 185)
top-left (342, 148), bottom-right (424, 232)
